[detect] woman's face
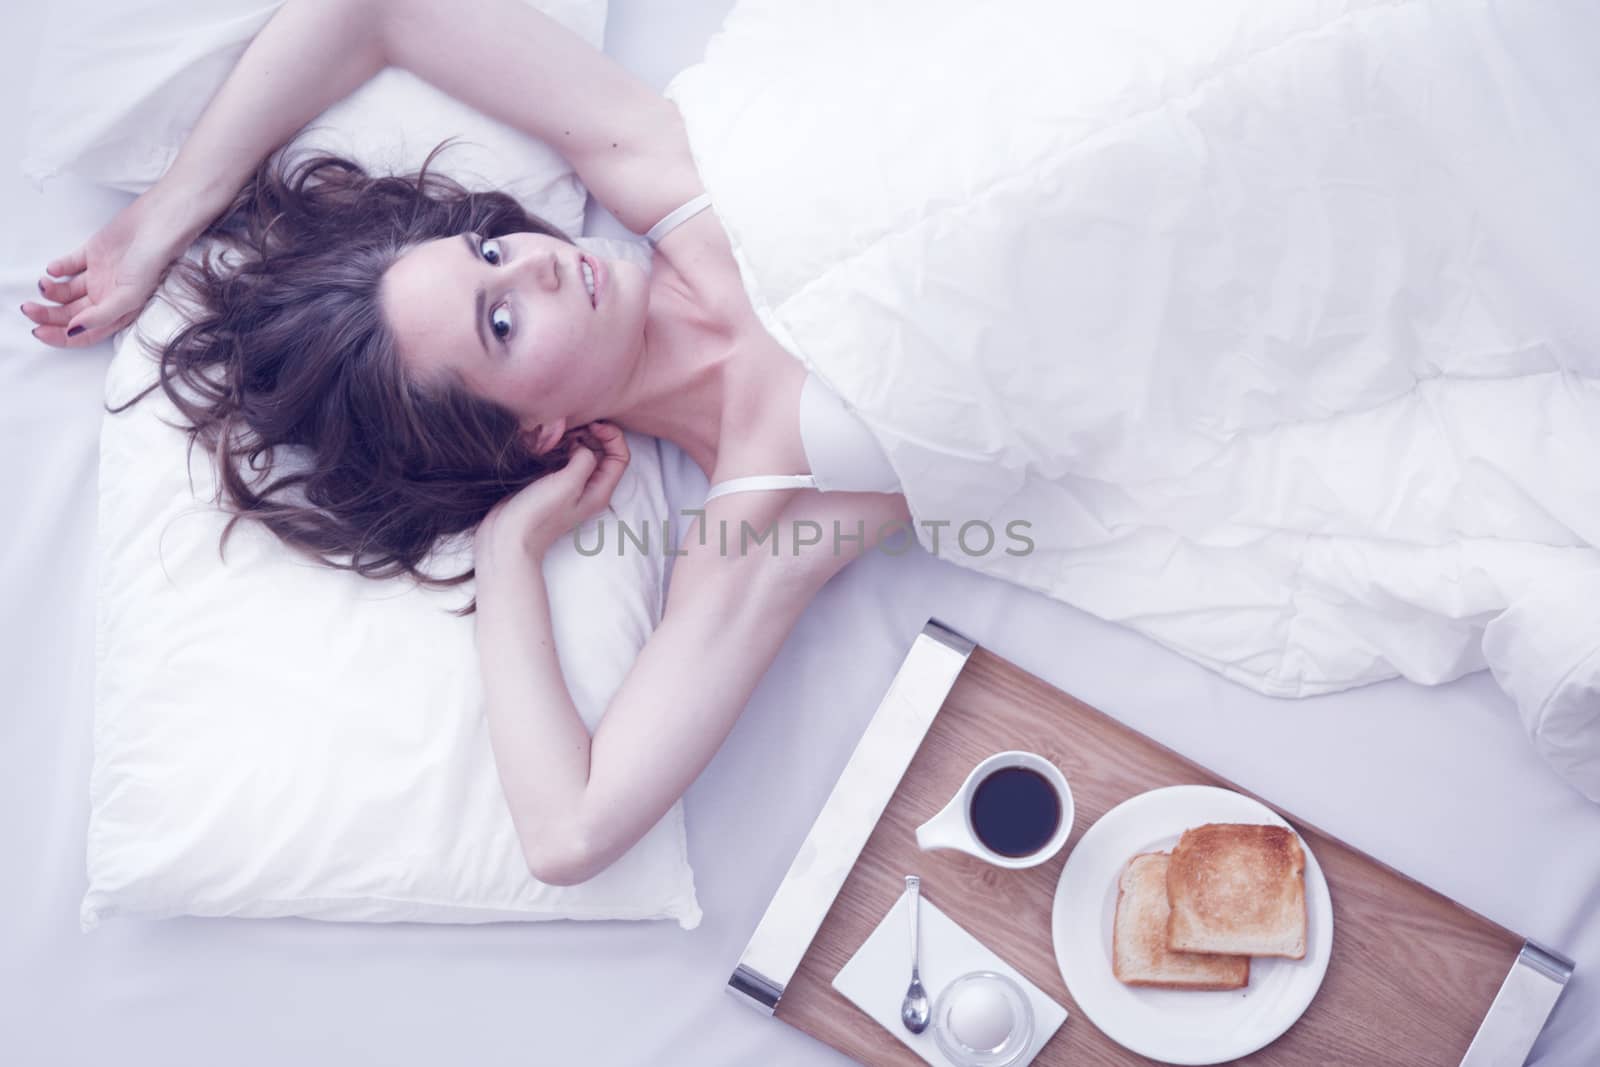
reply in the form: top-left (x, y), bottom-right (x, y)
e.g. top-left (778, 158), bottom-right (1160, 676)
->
top-left (380, 230), bottom-right (648, 453)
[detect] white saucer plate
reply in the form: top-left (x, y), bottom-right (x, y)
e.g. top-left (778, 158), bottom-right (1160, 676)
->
top-left (1050, 785), bottom-right (1334, 1065)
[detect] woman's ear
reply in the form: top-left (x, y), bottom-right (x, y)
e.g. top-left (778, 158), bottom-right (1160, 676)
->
top-left (522, 416), bottom-right (568, 456)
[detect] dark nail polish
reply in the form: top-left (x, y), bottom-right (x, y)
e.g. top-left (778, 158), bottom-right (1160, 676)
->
top-left (68, 325), bottom-right (85, 337)
top-left (37, 280), bottom-right (46, 295)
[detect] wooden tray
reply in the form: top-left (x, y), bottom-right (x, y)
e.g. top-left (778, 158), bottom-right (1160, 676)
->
top-left (728, 620), bottom-right (1572, 1066)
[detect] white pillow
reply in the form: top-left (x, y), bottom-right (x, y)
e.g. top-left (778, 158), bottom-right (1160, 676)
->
top-left (86, 233), bottom-right (701, 931)
top-left (23, 0), bottom-right (608, 237)
top-left (55, 0), bottom-right (702, 929)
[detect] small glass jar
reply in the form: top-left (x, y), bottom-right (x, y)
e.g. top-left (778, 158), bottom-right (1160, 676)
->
top-left (930, 970), bottom-right (1034, 1067)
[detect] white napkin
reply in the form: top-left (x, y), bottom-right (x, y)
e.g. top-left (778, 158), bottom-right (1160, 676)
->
top-left (831, 886), bottom-right (1069, 1066)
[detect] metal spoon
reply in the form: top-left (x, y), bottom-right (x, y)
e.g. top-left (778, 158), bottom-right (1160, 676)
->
top-left (900, 875), bottom-right (930, 1034)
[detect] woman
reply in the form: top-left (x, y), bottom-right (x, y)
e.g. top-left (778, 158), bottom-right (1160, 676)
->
top-left (20, 0), bottom-right (913, 886)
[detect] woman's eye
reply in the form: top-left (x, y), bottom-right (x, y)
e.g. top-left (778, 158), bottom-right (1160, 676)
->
top-left (478, 237), bottom-right (503, 265)
top-left (490, 303), bottom-right (513, 341)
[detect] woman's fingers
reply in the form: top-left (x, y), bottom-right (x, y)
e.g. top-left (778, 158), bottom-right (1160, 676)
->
top-left (38, 273), bottom-right (88, 305)
top-left (572, 424), bottom-right (629, 512)
top-left (597, 420), bottom-right (628, 455)
top-left (542, 438), bottom-right (594, 493)
top-left (63, 293), bottom-right (138, 343)
top-left (592, 422), bottom-right (630, 477)
top-left (29, 322), bottom-right (71, 346)
top-left (62, 311), bottom-right (137, 349)
top-left (21, 299), bottom-right (78, 327)
top-left (65, 301), bottom-right (106, 337)
top-left (21, 271), bottom-right (105, 340)
top-left (22, 295), bottom-right (88, 329)
top-left (28, 301), bottom-right (135, 349)
top-left (45, 248), bottom-right (87, 279)
top-left (31, 320), bottom-right (103, 348)
top-left (566, 438), bottom-right (600, 477)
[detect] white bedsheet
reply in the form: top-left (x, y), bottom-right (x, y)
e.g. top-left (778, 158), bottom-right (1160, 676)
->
top-left (667, 0), bottom-right (1600, 804)
top-left (2, 2), bottom-right (1595, 1065)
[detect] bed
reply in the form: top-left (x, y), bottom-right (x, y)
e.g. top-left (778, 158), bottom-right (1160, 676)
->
top-left (2, 1), bottom-right (1595, 1064)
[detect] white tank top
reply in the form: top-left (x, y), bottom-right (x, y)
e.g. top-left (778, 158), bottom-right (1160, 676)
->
top-left (643, 193), bottom-right (901, 504)
top-left (704, 372), bottom-right (901, 502)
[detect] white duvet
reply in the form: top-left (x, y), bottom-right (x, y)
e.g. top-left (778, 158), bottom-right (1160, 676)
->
top-left (668, 0), bottom-right (1600, 798)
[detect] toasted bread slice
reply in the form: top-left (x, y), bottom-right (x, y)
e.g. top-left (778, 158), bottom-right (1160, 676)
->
top-left (1166, 823), bottom-right (1307, 959)
top-left (1112, 852), bottom-right (1250, 989)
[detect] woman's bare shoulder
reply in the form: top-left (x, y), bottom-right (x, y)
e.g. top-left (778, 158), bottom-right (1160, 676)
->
top-left (649, 206), bottom-right (759, 322)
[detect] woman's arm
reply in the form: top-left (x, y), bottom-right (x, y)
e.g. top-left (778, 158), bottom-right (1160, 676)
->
top-left (381, 0), bottom-right (703, 235)
top-left (475, 514), bottom-right (825, 886)
top-left (26, 0), bottom-right (392, 347)
top-left (150, 0), bottom-right (391, 241)
top-left (472, 425), bottom-right (910, 885)
top-left (159, 0), bottom-right (700, 243)
top-left (30, 0), bottom-right (700, 345)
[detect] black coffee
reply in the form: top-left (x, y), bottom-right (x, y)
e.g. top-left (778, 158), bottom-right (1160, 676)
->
top-left (969, 767), bottom-right (1062, 858)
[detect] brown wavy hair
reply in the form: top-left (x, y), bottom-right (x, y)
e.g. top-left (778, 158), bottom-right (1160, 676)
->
top-left (112, 136), bottom-right (588, 615)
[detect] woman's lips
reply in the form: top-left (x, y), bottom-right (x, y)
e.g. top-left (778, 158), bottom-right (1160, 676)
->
top-left (579, 252), bottom-right (606, 310)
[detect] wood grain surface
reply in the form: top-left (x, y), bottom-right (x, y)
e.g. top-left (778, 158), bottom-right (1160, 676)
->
top-left (773, 645), bottom-right (1524, 1066)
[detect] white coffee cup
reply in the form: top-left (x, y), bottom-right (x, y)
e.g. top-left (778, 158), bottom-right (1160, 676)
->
top-left (914, 750), bottom-right (1074, 869)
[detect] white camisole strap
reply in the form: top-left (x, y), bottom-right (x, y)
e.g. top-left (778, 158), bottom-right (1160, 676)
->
top-left (645, 192), bottom-right (713, 246)
top-left (703, 474), bottom-right (819, 502)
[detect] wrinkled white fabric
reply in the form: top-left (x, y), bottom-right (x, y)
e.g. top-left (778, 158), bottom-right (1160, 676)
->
top-left (1484, 572), bottom-right (1600, 802)
top-left (667, 0), bottom-right (1600, 790)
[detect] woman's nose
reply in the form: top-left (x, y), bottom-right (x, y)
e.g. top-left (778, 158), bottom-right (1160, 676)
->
top-left (515, 249), bottom-right (561, 291)
top-left (541, 251), bottom-right (561, 291)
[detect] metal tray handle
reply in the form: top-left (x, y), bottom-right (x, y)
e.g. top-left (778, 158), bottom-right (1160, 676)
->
top-left (1458, 941), bottom-right (1574, 1067)
top-left (727, 618), bottom-right (975, 1014)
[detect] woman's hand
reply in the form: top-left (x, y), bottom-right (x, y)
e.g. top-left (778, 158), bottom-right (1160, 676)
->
top-left (474, 421), bottom-right (631, 565)
top-left (20, 187), bottom-right (197, 349)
